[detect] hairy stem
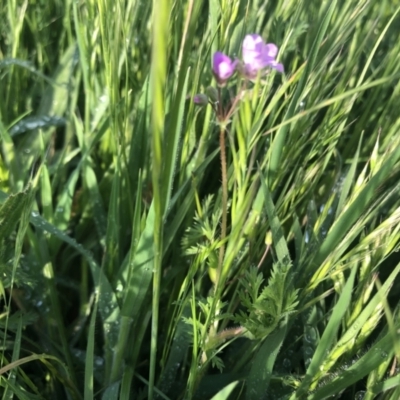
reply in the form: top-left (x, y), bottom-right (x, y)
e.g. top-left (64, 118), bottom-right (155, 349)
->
top-left (217, 125), bottom-right (228, 285)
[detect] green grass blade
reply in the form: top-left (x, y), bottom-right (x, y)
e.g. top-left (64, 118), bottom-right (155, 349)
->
top-left (314, 140), bottom-right (400, 269)
top-left (246, 318), bottom-right (288, 400)
top-left (84, 296), bottom-right (98, 400)
top-left (29, 214), bottom-right (121, 366)
top-left (335, 134), bottom-right (362, 219)
top-left (4, 313), bottom-right (23, 400)
top-left (268, 0), bottom-right (337, 181)
top-left (292, 265), bottom-right (358, 398)
top-left (369, 375), bottom-right (400, 397)
top-left (211, 381), bottom-right (239, 400)
top-left (149, 0), bottom-right (170, 396)
top-left (309, 329), bottom-right (398, 399)
top-left (259, 169), bottom-right (290, 263)
top-left (161, 68), bottom-right (190, 218)
top-left (121, 204), bottom-right (155, 322)
top-left (82, 163), bottom-right (107, 248)
top-left (18, 44), bottom-right (78, 165)
top-left (102, 161), bottom-right (121, 279)
top-left (0, 187), bottom-right (31, 240)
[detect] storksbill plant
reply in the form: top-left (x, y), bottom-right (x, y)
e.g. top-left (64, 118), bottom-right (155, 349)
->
top-left (193, 34), bottom-right (284, 288)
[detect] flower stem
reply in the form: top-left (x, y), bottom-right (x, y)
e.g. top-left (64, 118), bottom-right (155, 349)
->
top-left (217, 124), bottom-right (228, 285)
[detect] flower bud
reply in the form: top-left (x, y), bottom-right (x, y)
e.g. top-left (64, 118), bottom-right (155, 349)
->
top-left (206, 86), bottom-right (219, 103)
top-left (193, 94), bottom-right (209, 106)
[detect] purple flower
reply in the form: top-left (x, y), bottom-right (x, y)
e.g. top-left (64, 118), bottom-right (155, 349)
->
top-left (242, 34), bottom-right (284, 78)
top-left (212, 52), bottom-right (237, 85)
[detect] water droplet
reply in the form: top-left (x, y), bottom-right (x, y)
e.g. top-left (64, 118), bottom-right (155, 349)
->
top-left (354, 391), bottom-right (366, 400)
top-left (304, 326), bottom-right (318, 343)
top-left (95, 357), bottom-right (104, 366)
top-left (31, 211), bottom-right (39, 217)
top-left (304, 346), bottom-right (314, 357)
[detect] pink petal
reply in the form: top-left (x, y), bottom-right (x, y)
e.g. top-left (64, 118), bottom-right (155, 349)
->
top-left (242, 34), bottom-right (265, 65)
top-left (212, 51), bottom-right (236, 83)
top-left (263, 43), bottom-right (278, 59)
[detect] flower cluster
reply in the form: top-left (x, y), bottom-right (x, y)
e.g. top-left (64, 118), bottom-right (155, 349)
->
top-left (193, 34), bottom-right (284, 121)
top-left (212, 34), bottom-right (283, 86)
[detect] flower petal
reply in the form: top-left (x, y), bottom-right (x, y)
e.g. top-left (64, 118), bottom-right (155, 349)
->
top-left (241, 34), bottom-right (284, 77)
top-left (242, 34), bottom-right (264, 65)
top-left (265, 60), bottom-right (284, 73)
top-left (213, 51), bottom-right (236, 83)
top-left (242, 34), bottom-right (264, 51)
top-left (263, 43), bottom-right (278, 59)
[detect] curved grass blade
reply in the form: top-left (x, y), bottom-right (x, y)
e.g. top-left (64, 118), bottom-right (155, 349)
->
top-left (369, 375), bottom-right (400, 397)
top-left (291, 265), bottom-right (358, 399)
top-left (313, 138), bottom-right (400, 270)
top-left (268, 0), bottom-right (337, 181)
top-left (259, 168), bottom-right (290, 263)
top-left (29, 214), bottom-right (121, 378)
top-left (18, 44), bottom-right (78, 165)
top-left (308, 329), bottom-right (399, 400)
top-left (84, 296), bottom-right (98, 400)
top-left (0, 187), bottom-right (31, 240)
top-left (246, 317), bottom-right (288, 400)
top-left (157, 307), bottom-right (192, 397)
top-left (211, 381), bottom-right (239, 400)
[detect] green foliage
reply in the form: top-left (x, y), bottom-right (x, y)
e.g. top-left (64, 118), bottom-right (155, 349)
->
top-left (1, 0), bottom-right (400, 399)
top-left (234, 265), bottom-right (298, 340)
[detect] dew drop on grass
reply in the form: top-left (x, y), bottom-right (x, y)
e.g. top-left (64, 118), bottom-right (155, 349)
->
top-left (304, 346), bottom-right (313, 357)
top-left (95, 357), bottom-right (104, 366)
top-left (31, 211), bottom-right (39, 217)
top-left (304, 326), bottom-right (317, 343)
top-left (354, 391), bottom-right (366, 400)
top-left (36, 300), bottom-right (43, 307)
top-left (381, 351), bottom-right (388, 358)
